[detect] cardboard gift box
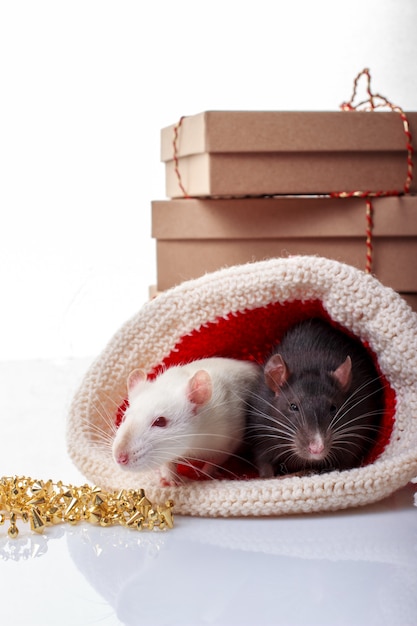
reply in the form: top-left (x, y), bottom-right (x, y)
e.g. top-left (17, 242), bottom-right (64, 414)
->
top-left (161, 111), bottom-right (417, 198)
top-left (152, 195), bottom-right (417, 294)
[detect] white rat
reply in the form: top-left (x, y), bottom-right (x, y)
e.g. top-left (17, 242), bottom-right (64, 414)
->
top-left (112, 357), bottom-right (260, 486)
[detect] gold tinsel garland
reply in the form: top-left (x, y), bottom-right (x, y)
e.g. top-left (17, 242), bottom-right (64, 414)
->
top-left (0, 476), bottom-right (174, 538)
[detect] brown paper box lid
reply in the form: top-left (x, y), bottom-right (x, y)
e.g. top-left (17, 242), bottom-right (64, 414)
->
top-left (161, 111), bottom-right (417, 160)
top-left (151, 195), bottom-right (417, 239)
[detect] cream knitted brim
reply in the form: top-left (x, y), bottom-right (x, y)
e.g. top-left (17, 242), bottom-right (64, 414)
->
top-left (67, 255), bottom-right (417, 516)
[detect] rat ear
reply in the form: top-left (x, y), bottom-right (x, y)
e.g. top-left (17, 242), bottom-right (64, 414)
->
top-left (127, 368), bottom-right (147, 394)
top-left (187, 369), bottom-right (212, 406)
top-left (264, 354), bottom-right (289, 393)
top-left (331, 356), bottom-right (352, 391)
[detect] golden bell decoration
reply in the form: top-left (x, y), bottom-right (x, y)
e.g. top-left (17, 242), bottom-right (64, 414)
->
top-left (0, 476), bottom-right (174, 538)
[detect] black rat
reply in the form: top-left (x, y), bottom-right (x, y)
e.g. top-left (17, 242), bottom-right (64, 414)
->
top-left (246, 318), bottom-right (384, 477)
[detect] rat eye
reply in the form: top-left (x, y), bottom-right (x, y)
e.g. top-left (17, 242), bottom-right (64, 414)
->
top-left (289, 403), bottom-right (299, 412)
top-left (329, 405), bottom-right (338, 415)
top-left (152, 416), bottom-right (168, 428)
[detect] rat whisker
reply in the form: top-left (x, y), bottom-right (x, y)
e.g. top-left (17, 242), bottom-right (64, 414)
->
top-left (81, 415), bottom-right (115, 449)
top-left (91, 395), bottom-right (120, 432)
top-left (176, 456), bottom-right (245, 481)
top-left (247, 396), bottom-right (298, 435)
top-left (330, 384), bottom-right (383, 431)
top-left (331, 406), bottom-right (384, 436)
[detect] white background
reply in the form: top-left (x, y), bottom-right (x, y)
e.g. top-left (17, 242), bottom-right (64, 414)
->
top-left (1, 0), bottom-right (416, 360)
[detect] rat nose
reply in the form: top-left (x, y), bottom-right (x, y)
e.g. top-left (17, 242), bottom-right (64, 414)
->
top-left (308, 435), bottom-right (325, 456)
top-left (116, 452), bottom-right (129, 465)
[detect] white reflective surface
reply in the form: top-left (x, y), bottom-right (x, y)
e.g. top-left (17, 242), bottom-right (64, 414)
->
top-left (0, 359), bottom-right (416, 626)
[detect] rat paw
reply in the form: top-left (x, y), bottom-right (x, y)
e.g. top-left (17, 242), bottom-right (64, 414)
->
top-left (159, 475), bottom-right (181, 487)
top-left (158, 465), bottom-right (185, 487)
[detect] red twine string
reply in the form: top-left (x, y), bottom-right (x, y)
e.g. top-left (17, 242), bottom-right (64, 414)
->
top-left (365, 199), bottom-right (374, 274)
top-left (172, 115), bottom-right (189, 198)
top-left (333, 67), bottom-right (414, 273)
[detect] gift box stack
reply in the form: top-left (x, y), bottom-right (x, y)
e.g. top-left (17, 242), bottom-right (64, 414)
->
top-left (152, 109), bottom-right (417, 312)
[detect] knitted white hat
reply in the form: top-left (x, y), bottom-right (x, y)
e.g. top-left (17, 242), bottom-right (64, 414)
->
top-left (67, 255), bottom-right (417, 516)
